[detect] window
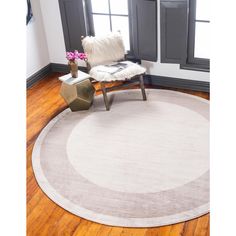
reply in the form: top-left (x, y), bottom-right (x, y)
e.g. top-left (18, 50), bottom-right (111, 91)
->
top-left (59, 0), bottom-right (157, 61)
top-left (187, 0), bottom-right (210, 70)
top-left (160, 0), bottom-right (210, 70)
top-left (87, 0), bottom-right (130, 51)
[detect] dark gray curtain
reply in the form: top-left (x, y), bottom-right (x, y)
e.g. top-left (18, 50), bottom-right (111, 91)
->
top-left (26, 0), bottom-right (33, 25)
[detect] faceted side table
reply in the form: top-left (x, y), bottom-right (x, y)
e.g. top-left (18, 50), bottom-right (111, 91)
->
top-left (59, 71), bottom-right (95, 112)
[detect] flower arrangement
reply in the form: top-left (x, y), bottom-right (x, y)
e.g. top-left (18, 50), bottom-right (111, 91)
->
top-left (66, 50), bottom-right (87, 78)
top-left (66, 50), bottom-right (87, 61)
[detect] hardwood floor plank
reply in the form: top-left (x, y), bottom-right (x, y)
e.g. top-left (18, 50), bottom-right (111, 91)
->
top-left (206, 223), bottom-right (210, 236)
top-left (27, 189), bottom-right (43, 216)
top-left (27, 196), bottom-right (58, 235)
top-left (96, 225), bottom-right (113, 236)
top-left (36, 206), bottom-right (65, 235)
top-left (157, 225), bottom-right (172, 236)
top-left (27, 73), bottom-right (210, 236)
top-left (72, 219), bottom-right (93, 236)
top-left (145, 225), bottom-right (172, 236)
top-left (48, 213), bottom-right (81, 236)
top-left (27, 173), bottom-right (39, 203)
top-left (83, 222), bottom-right (103, 236)
top-left (182, 218), bottom-right (198, 236)
top-left (168, 223), bottom-right (185, 236)
top-left (107, 227), bottom-right (124, 236)
top-left (193, 215), bottom-right (209, 236)
top-left (121, 228), bottom-right (147, 236)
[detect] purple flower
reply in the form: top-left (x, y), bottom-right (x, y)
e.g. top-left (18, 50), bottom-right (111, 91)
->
top-left (78, 53), bottom-right (87, 60)
top-left (66, 52), bottom-right (74, 60)
top-left (66, 51), bottom-right (87, 61)
top-left (74, 50), bottom-right (79, 58)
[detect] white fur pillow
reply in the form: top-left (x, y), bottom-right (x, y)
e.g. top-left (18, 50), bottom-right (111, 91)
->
top-left (82, 32), bottom-right (125, 68)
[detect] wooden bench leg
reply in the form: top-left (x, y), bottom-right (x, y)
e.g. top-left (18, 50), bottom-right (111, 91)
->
top-left (100, 82), bottom-right (110, 111)
top-left (139, 75), bottom-right (147, 101)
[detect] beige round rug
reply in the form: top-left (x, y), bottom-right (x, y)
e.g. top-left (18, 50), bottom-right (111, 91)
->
top-left (32, 89), bottom-right (209, 227)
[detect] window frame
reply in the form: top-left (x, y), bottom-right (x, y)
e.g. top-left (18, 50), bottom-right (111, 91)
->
top-left (85, 0), bottom-right (133, 55)
top-left (181, 0), bottom-right (210, 72)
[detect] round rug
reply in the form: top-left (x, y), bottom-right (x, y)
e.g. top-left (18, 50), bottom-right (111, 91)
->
top-left (32, 89), bottom-right (209, 227)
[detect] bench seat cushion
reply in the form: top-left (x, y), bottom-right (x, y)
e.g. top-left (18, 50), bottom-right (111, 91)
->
top-left (89, 61), bottom-right (146, 82)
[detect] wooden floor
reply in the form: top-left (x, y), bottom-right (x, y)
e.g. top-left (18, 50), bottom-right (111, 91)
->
top-left (27, 73), bottom-right (210, 236)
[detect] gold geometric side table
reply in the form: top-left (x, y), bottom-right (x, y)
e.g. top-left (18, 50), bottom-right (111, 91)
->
top-left (59, 71), bottom-right (95, 112)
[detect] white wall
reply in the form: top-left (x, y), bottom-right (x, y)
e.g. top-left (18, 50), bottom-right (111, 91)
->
top-left (38, 0), bottom-right (209, 81)
top-left (39, 0), bottom-right (86, 67)
top-left (26, 0), bottom-right (50, 78)
top-left (39, 0), bottom-right (66, 64)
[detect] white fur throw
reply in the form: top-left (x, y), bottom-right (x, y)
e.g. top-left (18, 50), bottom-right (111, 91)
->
top-left (89, 61), bottom-right (146, 82)
top-left (82, 32), bottom-right (125, 67)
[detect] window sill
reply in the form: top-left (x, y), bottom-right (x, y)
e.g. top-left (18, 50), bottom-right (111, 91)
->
top-left (180, 64), bottom-right (210, 72)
